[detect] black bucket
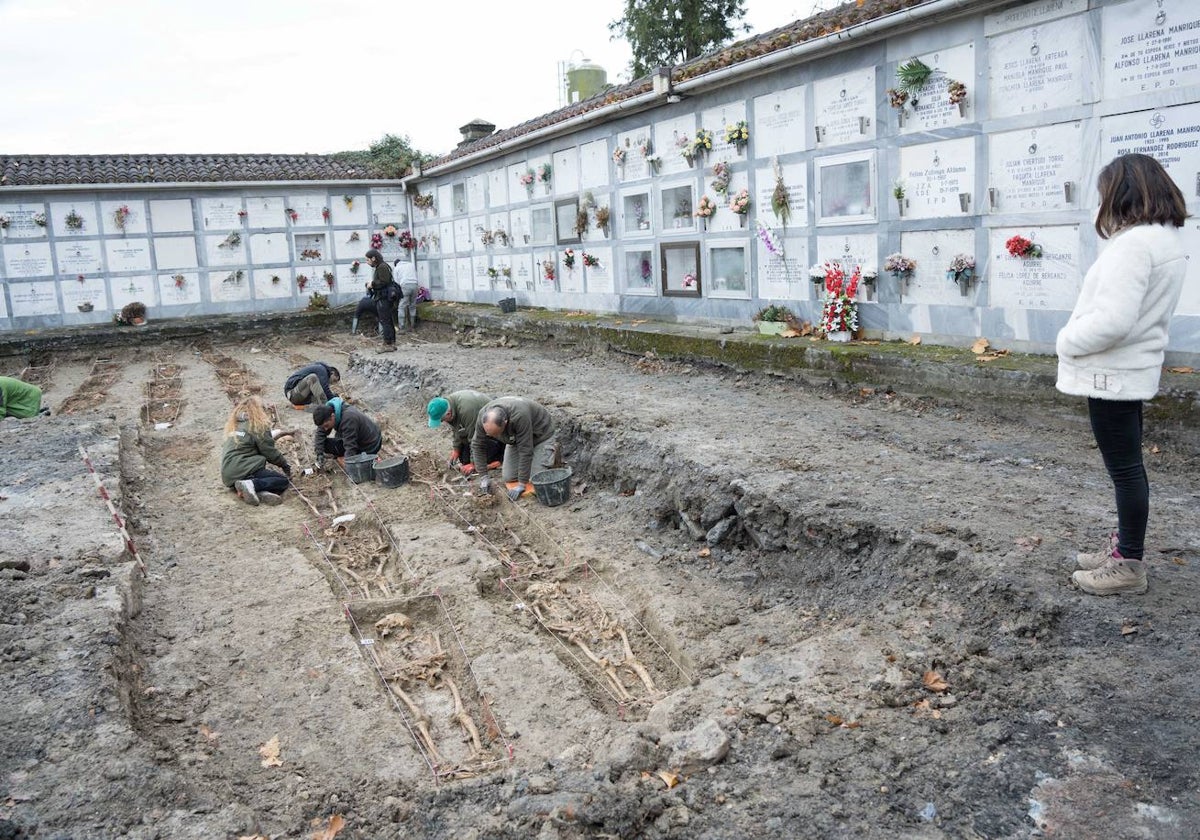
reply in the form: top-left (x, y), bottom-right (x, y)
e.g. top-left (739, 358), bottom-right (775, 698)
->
top-left (374, 455), bottom-right (410, 488)
top-left (531, 467), bottom-right (572, 507)
top-left (343, 452), bottom-right (376, 484)
top-left (498, 297), bottom-right (517, 314)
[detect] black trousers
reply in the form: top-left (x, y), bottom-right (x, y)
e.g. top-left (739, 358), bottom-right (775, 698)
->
top-left (1088, 397), bottom-right (1147, 560)
top-left (376, 296), bottom-right (396, 345)
top-left (248, 466), bottom-right (289, 495)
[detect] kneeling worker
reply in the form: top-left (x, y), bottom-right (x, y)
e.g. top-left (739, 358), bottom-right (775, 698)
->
top-left (427, 390), bottom-right (504, 475)
top-left (284, 362), bottom-right (340, 409)
top-left (313, 398), bottom-right (382, 468)
top-left (471, 396), bottom-right (557, 501)
top-left (1, 376), bottom-right (50, 419)
top-left (221, 396), bottom-right (292, 506)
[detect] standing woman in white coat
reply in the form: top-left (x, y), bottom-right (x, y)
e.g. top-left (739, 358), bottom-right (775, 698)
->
top-left (1057, 153), bottom-right (1188, 596)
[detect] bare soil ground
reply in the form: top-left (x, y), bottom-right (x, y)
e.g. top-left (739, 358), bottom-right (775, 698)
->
top-left (1, 320), bottom-right (1198, 840)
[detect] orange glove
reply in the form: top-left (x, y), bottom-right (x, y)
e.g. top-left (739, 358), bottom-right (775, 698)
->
top-left (460, 463), bottom-right (476, 476)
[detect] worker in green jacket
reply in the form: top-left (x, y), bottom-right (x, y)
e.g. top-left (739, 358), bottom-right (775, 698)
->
top-left (471, 396), bottom-right (558, 501)
top-left (427, 390), bottom-right (503, 475)
top-left (0, 376), bottom-right (48, 419)
top-left (220, 396), bottom-right (292, 506)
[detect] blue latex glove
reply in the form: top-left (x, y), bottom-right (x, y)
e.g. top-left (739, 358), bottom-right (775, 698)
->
top-left (507, 483), bottom-right (524, 501)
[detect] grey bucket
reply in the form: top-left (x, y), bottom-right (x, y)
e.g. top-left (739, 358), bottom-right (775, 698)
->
top-left (343, 452), bottom-right (376, 484)
top-left (531, 467), bottom-right (572, 507)
top-left (498, 297), bottom-right (517, 313)
top-left (374, 455), bottom-right (410, 488)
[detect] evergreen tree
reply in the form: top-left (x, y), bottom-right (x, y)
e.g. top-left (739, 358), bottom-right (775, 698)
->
top-left (331, 134), bottom-right (429, 179)
top-left (610, 0), bottom-right (749, 79)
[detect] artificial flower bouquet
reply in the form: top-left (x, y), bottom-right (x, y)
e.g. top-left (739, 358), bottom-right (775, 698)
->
top-left (819, 262), bottom-right (861, 336)
top-left (1005, 235), bottom-right (1042, 259)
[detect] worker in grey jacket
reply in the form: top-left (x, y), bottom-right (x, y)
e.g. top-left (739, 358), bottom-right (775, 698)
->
top-left (471, 396), bottom-right (557, 500)
top-left (284, 362), bottom-right (340, 408)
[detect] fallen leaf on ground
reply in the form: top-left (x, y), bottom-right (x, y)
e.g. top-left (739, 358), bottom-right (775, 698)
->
top-left (655, 769), bottom-right (680, 788)
top-left (922, 671), bottom-right (950, 693)
top-left (825, 714), bottom-right (844, 726)
top-left (1015, 535), bottom-right (1042, 552)
top-left (971, 338), bottom-right (991, 354)
top-left (860, 388), bottom-right (874, 397)
top-left (312, 814), bottom-right (346, 840)
top-left (697, 547), bottom-right (711, 558)
top-left (1120, 624), bottom-right (1139, 636)
top-left (780, 328), bottom-right (802, 338)
top-left (239, 835), bottom-right (269, 840)
top-left (908, 335), bottom-right (921, 345)
top-left (259, 735), bottom-right (283, 767)
top-left (1172, 556), bottom-right (1187, 566)
top-left (1167, 366), bottom-right (1194, 374)
top-left (198, 724), bottom-right (220, 743)
top-left (1150, 445), bottom-right (1161, 454)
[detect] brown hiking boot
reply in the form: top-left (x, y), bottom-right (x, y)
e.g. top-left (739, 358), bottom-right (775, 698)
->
top-left (1076, 533), bottom-right (1118, 570)
top-left (1072, 560), bottom-right (1147, 596)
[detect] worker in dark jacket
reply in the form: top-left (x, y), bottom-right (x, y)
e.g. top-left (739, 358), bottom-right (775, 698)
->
top-left (471, 396), bottom-right (557, 500)
top-left (220, 396), bottom-right (291, 506)
top-left (313, 397), bottom-right (382, 467)
top-left (427, 390), bottom-right (503, 475)
top-left (365, 248), bottom-right (397, 353)
top-left (284, 362), bottom-right (340, 408)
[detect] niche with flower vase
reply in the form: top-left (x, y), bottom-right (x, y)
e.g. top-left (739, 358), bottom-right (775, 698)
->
top-left (660, 184), bottom-right (696, 233)
top-left (620, 189), bottom-right (653, 237)
top-left (661, 242), bottom-right (700, 298)
top-left (624, 249), bottom-right (657, 295)
top-left (707, 245), bottom-right (749, 299)
top-left (815, 150), bottom-right (876, 226)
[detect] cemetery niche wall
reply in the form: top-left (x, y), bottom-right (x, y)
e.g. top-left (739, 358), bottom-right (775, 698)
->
top-left (407, 0), bottom-right (1200, 357)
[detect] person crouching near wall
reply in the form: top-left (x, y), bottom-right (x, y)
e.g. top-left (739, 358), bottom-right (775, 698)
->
top-left (221, 395), bottom-right (293, 506)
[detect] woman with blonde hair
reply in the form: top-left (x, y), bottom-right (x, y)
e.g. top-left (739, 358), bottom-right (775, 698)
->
top-left (220, 395), bottom-right (292, 506)
top-left (1058, 153), bottom-right (1188, 595)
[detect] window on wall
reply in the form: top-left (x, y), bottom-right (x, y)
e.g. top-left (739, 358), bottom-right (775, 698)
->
top-left (621, 190), bottom-right (652, 237)
top-left (452, 183), bottom-right (467, 215)
top-left (708, 245), bottom-right (748, 298)
top-left (623, 248), bottom-right (656, 295)
top-left (661, 242), bottom-right (700, 297)
top-left (815, 150), bottom-right (877, 226)
top-left (530, 205), bottom-right (554, 246)
top-left (661, 184), bottom-right (696, 232)
top-left (555, 197), bottom-right (581, 245)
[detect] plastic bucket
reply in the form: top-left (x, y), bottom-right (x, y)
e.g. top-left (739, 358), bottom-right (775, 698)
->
top-left (343, 452), bottom-right (376, 484)
top-left (531, 467), bottom-right (572, 507)
top-left (374, 455), bottom-right (410, 488)
top-left (498, 297), bottom-right (517, 313)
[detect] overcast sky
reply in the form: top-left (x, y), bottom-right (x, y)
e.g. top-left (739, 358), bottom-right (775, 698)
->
top-left (0, 0), bottom-right (838, 158)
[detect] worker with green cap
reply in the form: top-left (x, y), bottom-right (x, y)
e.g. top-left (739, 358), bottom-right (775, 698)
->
top-left (1, 376), bottom-right (49, 419)
top-left (427, 390), bottom-right (503, 475)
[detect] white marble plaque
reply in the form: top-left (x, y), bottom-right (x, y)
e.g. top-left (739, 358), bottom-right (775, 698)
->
top-left (286, 195), bottom-right (326, 227)
top-left (1177, 218), bottom-right (1200, 314)
top-left (466, 176), bottom-right (487, 214)
top-left (491, 255), bottom-right (514, 291)
top-left (896, 230), bottom-right (977, 305)
top-left (105, 238), bottom-right (152, 273)
top-left (508, 207), bottom-right (531, 247)
top-left (486, 211), bottom-right (509, 249)
top-left (154, 237), bottom-right (198, 270)
top-left (250, 232), bottom-right (290, 264)
top-left (150, 199), bottom-right (195, 233)
top-left (706, 172), bottom-right (749, 234)
top-left (4, 242), bottom-right (53, 278)
top-left (528, 156), bottom-right (553, 198)
top-left (437, 185), bottom-right (456, 216)
top-left (335, 260), bottom-right (362, 291)
top-left (757, 235), bottom-right (809, 301)
top-left (9, 281), bottom-right (60, 316)
top-left (897, 44), bottom-right (977, 131)
top-left (471, 256), bottom-right (491, 291)
top-left (989, 122), bottom-right (1084, 213)
top-left (615, 128), bottom-right (652, 182)
top-left (814, 69), bottom-right (876, 148)
top-left (159, 272), bottom-right (203, 306)
top-left (488, 168), bottom-right (508, 208)
top-left (100, 200), bottom-right (147, 236)
top-left (415, 260), bottom-right (432, 289)
top-left (988, 19), bottom-right (1083, 119)
top-left (469, 215), bottom-right (488, 253)
top-left (654, 115), bottom-right (699, 178)
top-left (989, 225), bottom-right (1080, 309)
top-left (110, 275), bottom-right (157, 310)
top-left (209, 269), bottom-right (252, 303)
top-left (439, 221), bottom-right (456, 254)
top-left (201, 197), bottom-right (243, 231)
top-left (508, 163), bottom-right (533, 202)
top-left (0, 289), bottom-right (7, 318)
top-left (985, 0), bottom-right (1087, 35)
top-left (456, 257), bottom-right (474, 291)
top-left (294, 232), bottom-right (328, 263)
top-left (1101, 103), bottom-right (1200, 198)
top-left (333, 230), bottom-right (367, 261)
top-left (1103, 0), bottom-right (1200, 99)
top-left (0, 204), bottom-right (48, 239)
top-left (454, 219), bottom-right (471, 253)
top-left (622, 249), bottom-right (657, 295)
top-left (753, 85), bottom-right (806, 158)
top-left (51, 202), bottom-right (97, 237)
top-left (371, 189), bottom-right (407, 225)
top-left (246, 196), bottom-right (286, 230)
top-left (512, 253), bottom-right (535, 292)
top-left (206, 232), bottom-right (247, 266)
top-left (702, 101), bottom-right (749, 163)
top-left (816, 234), bottom-right (877, 282)
top-left (553, 147), bottom-right (582, 196)
top-left (54, 241), bottom-right (103, 275)
top-left (899, 138), bottom-right (976, 219)
top-left (442, 258), bottom-right (458, 292)
top-left (580, 139), bottom-right (608, 189)
top-left (60, 278), bottom-right (108, 313)
top-left (535, 250), bottom-right (559, 292)
top-left (560, 250), bottom-right (584, 293)
top-left (582, 246), bottom-right (614, 293)
top-left (755, 162), bottom-right (808, 229)
top-left (331, 194), bottom-right (368, 226)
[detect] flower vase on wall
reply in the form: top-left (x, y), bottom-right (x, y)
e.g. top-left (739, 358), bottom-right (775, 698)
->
top-left (738, 215), bottom-right (747, 228)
